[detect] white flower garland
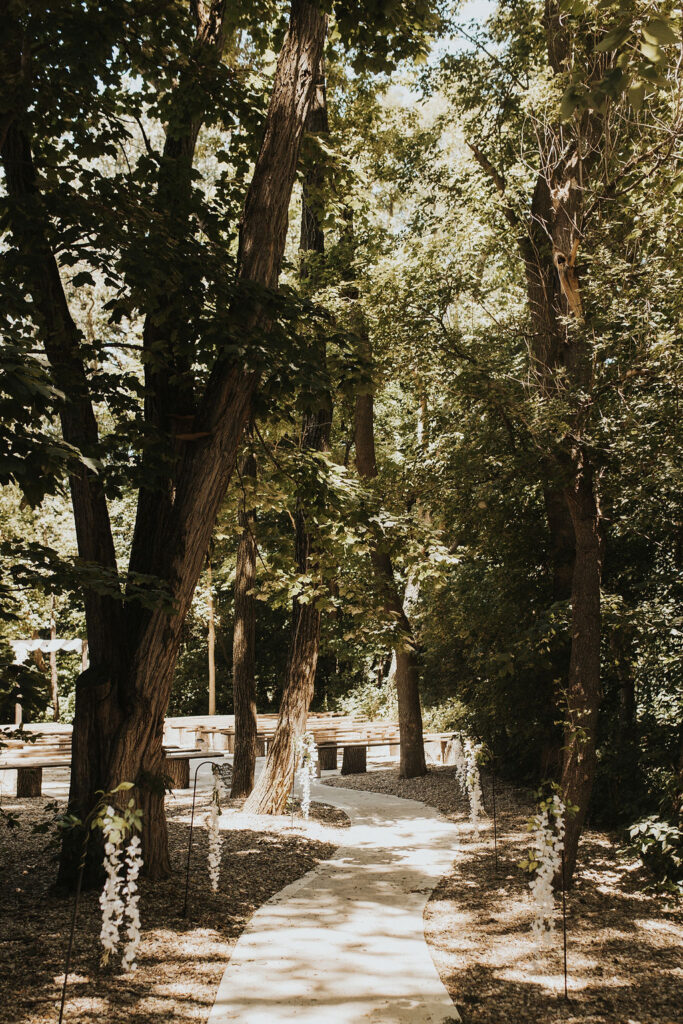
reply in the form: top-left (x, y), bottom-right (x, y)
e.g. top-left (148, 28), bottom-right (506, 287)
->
top-left (99, 802), bottom-right (143, 972)
top-left (207, 773), bottom-right (223, 891)
top-left (295, 732), bottom-right (318, 820)
top-left (521, 791), bottom-right (566, 944)
top-left (452, 736), bottom-right (468, 796)
top-left (463, 738), bottom-right (484, 835)
top-left (120, 835), bottom-right (142, 972)
top-left (99, 806), bottom-right (125, 962)
top-left (451, 736), bottom-right (485, 834)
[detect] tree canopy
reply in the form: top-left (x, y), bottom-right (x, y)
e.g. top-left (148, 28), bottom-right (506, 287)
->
top-left (1, 0), bottom-right (681, 885)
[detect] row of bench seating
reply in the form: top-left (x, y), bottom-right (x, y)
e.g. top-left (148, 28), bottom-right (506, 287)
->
top-left (1, 718), bottom-right (457, 796)
top-left (0, 728), bottom-right (214, 796)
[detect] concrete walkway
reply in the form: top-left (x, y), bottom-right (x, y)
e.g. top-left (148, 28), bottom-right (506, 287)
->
top-left (208, 777), bottom-right (461, 1024)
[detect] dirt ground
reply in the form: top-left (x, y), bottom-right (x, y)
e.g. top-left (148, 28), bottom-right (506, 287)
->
top-left (0, 779), bottom-right (348, 1024)
top-left (326, 765), bottom-right (683, 1024)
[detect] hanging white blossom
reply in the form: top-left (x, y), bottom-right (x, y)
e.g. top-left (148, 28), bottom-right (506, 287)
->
top-left (98, 795), bottom-right (143, 971)
top-left (295, 732), bottom-right (318, 820)
top-left (207, 773), bottom-right (223, 891)
top-left (120, 834), bottom-right (143, 972)
top-left (452, 736), bottom-right (468, 796)
top-left (463, 738), bottom-right (484, 834)
top-left (99, 806), bottom-right (125, 963)
top-left (520, 790), bottom-right (566, 944)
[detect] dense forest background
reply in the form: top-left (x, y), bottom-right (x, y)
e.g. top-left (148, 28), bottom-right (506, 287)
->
top-left (1, 0), bottom-right (681, 865)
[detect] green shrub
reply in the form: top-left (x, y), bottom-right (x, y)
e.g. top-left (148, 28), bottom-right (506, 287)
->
top-left (627, 815), bottom-right (683, 893)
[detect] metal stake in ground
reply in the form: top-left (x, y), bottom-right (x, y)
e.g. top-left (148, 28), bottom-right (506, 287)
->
top-left (561, 845), bottom-right (569, 1000)
top-left (491, 767), bottom-right (498, 876)
top-left (183, 760), bottom-right (221, 918)
top-left (58, 860), bottom-right (84, 1024)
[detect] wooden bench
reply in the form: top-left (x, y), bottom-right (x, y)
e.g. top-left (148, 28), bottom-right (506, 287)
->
top-left (317, 730), bottom-right (457, 775)
top-left (0, 745), bottom-right (219, 797)
top-left (316, 731), bottom-right (401, 775)
top-left (193, 713), bottom-right (373, 759)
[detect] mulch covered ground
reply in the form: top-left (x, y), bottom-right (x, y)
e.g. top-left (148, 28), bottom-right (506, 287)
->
top-left (0, 779), bottom-right (348, 1024)
top-left (326, 765), bottom-right (683, 1024)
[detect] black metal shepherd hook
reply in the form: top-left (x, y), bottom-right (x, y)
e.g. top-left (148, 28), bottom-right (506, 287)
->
top-left (561, 845), bottom-right (569, 1000)
top-left (491, 766), bottom-right (498, 876)
top-left (58, 861), bottom-right (85, 1024)
top-left (182, 759), bottom-right (221, 918)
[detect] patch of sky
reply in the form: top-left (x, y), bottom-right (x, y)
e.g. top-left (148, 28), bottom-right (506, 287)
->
top-left (431, 0), bottom-right (497, 63)
top-left (383, 0), bottom-right (496, 109)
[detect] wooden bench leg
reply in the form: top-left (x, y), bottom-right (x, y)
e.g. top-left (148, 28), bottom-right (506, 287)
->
top-left (164, 757), bottom-right (190, 789)
top-left (389, 742), bottom-right (400, 758)
top-left (17, 766), bottom-right (42, 798)
top-left (318, 745), bottom-right (337, 770)
top-left (341, 745), bottom-right (367, 775)
top-left (255, 737), bottom-right (266, 757)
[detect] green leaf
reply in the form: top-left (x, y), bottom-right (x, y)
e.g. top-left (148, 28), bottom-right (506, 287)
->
top-left (71, 271), bottom-right (96, 288)
top-left (628, 79), bottom-right (646, 110)
top-left (596, 24), bottom-right (632, 52)
top-left (641, 19), bottom-right (678, 46)
top-left (637, 60), bottom-right (663, 84)
top-left (640, 40), bottom-right (664, 63)
top-left (560, 86), bottom-right (583, 121)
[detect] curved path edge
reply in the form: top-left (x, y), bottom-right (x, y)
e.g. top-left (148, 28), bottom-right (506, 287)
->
top-left (208, 778), bottom-right (461, 1024)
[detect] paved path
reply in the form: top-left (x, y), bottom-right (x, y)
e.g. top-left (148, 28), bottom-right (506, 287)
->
top-left (208, 778), bottom-right (461, 1024)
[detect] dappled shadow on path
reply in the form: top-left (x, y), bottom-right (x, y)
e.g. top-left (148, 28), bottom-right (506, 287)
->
top-left (210, 780), bottom-right (462, 1023)
top-left (0, 786), bottom-right (339, 1024)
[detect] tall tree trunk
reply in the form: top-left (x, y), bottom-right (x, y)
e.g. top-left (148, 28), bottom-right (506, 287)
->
top-left (560, 457), bottom-right (603, 881)
top-left (41, 0), bottom-right (326, 886)
top-left (518, 11), bottom-right (604, 879)
top-left (543, 482), bottom-right (575, 604)
top-left (231, 450), bottom-right (258, 798)
top-left (355, 388), bottom-right (427, 778)
top-left (49, 594), bottom-right (59, 721)
top-left (207, 561), bottom-right (216, 715)
top-left (244, 60), bottom-right (331, 814)
top-left (244, 503), bottom-right (325, 813)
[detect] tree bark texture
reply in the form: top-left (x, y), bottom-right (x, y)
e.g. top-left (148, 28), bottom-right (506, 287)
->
top-left (560, 459), bottom-right (604, 882)
top-left (231, 451), bottom-right (258, 798)
top-left (354, 387), bottom-right (427, 779)
top-left (1, 0), bottom-right (327, 885)
top-left (17, 767), bottom-right (42, 798)
top-left (243, 57), bottom-right (332, 815)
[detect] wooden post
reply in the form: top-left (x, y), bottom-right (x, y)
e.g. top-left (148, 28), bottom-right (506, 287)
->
top-left (164, 756), bottom-right (190, 789)
top-left (341, 745), bottom-right (367, 775)
top-left (17, 766), bottom-right (42, 797)
top-left (318, 744), bottom-right (337, 770)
